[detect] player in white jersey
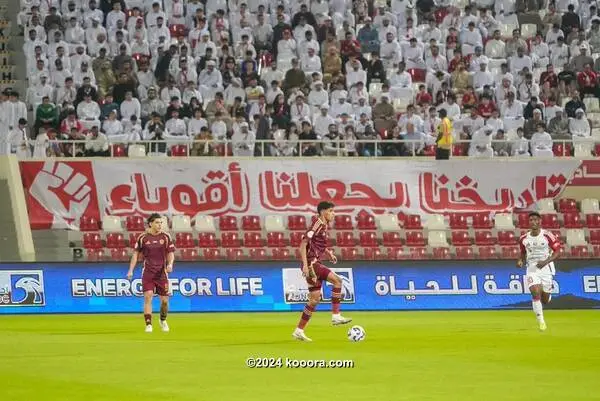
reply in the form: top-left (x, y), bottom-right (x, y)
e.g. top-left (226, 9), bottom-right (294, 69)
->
top-left (517, 212), bottom-right (561, 331)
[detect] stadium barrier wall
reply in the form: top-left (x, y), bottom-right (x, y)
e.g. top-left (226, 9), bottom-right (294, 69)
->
top-left (1, 261), bottom-right (599, 314)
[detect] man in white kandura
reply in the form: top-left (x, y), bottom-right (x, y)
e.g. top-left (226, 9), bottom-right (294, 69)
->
top-left (517, 212), bottom-right (561, 331)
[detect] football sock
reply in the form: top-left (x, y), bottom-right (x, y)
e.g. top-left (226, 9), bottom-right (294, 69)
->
top-left (160, 303), bottom-right (168, 321)
top-left (297, 304), bottom-right (315, 330)
top-left (332, 287), bottom-right (342, 314)
top-left (532, 299), bottom-right (544, 323)
top-left (144, 313), bottom-right (152, 325)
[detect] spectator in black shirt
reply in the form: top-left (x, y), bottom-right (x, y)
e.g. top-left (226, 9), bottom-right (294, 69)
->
top-left (565, 91), bottom-right (586, 118)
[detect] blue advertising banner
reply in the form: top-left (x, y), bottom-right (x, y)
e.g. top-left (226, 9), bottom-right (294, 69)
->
top-left (0, 262), bottom-right (599, 314)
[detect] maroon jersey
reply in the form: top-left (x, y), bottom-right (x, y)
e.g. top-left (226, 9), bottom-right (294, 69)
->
top-left (134, 232), bottom-right (175, 273)
top-left (303, 217), bottom-right (329, 262)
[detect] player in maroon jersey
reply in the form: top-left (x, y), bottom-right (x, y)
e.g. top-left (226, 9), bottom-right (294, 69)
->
top-left (293, 201), bottom-right (352, 342)
top-left (127, 213), bottom-right (176, 333)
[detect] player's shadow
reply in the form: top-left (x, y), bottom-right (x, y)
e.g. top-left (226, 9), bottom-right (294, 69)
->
top-left (209, 340), bottom-right (292, 347)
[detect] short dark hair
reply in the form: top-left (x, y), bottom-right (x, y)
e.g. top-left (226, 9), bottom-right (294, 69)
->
top-left (317, 201), bottom-right (335, 213)
top-left (147, 213), bottom-right (162, 225)
top-left (528, 212), bottom-right (541, 219)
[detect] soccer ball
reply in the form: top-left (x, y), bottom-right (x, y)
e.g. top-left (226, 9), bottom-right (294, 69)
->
top-left (347, 325), bottom-right (366, 342)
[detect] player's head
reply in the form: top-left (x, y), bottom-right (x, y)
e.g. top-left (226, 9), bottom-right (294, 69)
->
top-left (528, 212), bottom-right (541, 230)
top-left (147, 213), bottom-right (162, 232)
top-left (317, 201), bottom-right (335, 222)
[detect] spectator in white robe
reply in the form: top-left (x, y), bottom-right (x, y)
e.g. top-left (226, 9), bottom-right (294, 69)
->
top-left (569, 108), bottom-right (591, 143)
top-left (198, 61), bottom-right (223, 103)
top-left (231, 122), bottom-right (256, 156)
top-left (530, 123), bottom-right (554, 157)
top-left (77, 94), bottom-right (101, 130)
top-left (120, 91), bottom-right (142, 121)
top-left (290, 94), bottom-right (311, 124)
top-left (389, 62), bottom-right (413, 100)
top-left (7, 119), bottom-right (31, 158)
top-left (313, 104), bottom-right (336, 138)
top-left (404, 38), bottom-right (426, 69)
top-left (102, 110), bottom-right (125, 140)
top-left (468, 126), bottom-right (494, 158)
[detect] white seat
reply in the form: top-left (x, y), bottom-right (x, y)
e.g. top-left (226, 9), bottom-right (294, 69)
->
top-left (193, 214), bottom-right (216, 233)
top-left (428, 231), bottom-right (448, 247)
top-left (500, 23), bottom-right (517, 39)
top-left (584, 97), bottom-right (600, 113)
top-left (521, 23), bottom-right (537, 39)
top-left (566, 229), bottom-right (587, 246)
top-left (172, 215), bottom-right (191, 232)
top-left (102, 215), bottom-right (123, 232)
top-left (494, 213), bottom-right (515, 230)
top-left (536, 198), bottom-right (556, 214)
top-left (128, 144), bottom-right (146, 157)
top-left (424, 214), bottom-right (446, 230)
top-left (581, 198), bottom-right (600, 214)
top-left (591, 128), bottom-right (600, 139)
top-left (377, 214), bottom-right (399, 231)
top-left (160, 216), bottom-right (170, 232)
top-left (574, 142), bottom-right (593, 157)
top-left (265, 215), bottom-right (285, 232)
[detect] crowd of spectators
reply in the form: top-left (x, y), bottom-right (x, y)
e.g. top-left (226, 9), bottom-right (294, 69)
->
top-left (4, 0), bottom-right (600, 158)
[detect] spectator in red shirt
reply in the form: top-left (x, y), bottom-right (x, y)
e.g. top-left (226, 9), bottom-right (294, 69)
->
top-left (540, 64), bottom-right (558, 89)
top-left (340, 31), bottom-right (361, 60)
top-left (477, 95), bottom-right (496, 119)
top-left (416, 84), bottom-right (433, 106)
top-left (577, 63), bottom-right (598, 96)
top-left (462, 86), bottom-right (478, 110)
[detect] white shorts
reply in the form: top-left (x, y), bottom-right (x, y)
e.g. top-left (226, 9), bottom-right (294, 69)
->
top-left (526, 270), bottom-right (555, 293)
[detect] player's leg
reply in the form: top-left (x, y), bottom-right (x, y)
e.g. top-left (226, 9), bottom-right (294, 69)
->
top-left (293, 289), bottom-right (321, 342)
top-left (528, 274), bottom-right (546, 331)
top-left (156, 275), bottom-right (170, 332)
top-left (143, 290), bottom-right (154, 332)
top-left (324, 270), bottom-right (352, 325)
top-left (541, 274), bottom-right (554, 305)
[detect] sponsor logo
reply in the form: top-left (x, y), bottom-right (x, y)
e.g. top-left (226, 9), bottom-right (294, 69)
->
top-left (0, 270), bottom-right (46, 306)
top-left (282, 267), bottom-right (356, 304)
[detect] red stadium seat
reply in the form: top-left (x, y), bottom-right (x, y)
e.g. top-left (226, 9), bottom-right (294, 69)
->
top-left (408, 68), bottom-right (426, 82)
top-left (406, 231), bottom-right (426, 246)
top-left (241, 215), bottom-right (261, 231)
top-left (552, 143), bottom-right (572, 157)
top-left (590, 230), bottom-right (600, 245)
top-left (563, 212), bottom-right (583, 228)
top-left (129, 232), bottom-right (142, 247)
top-left (472, 213), bottom-right (492, 229)
top-left (125, 216), bottom-right (145, 231)
top-left (422, 145), bottom-right (436, 156)
top-left (541, 214), bottom-right (559, 229)
top-left (363, 247), bottom-right (383, 260)
top-left (557, 198), bottom-right (578, 213)
top-left (570, 246), bottom-right (590, 258)
top-left (449, 214), bottom-right (468, 229)
top-left (336, 232), bottom-right (356, 247)
top-left (221, 232), bottom-right (241, 248)
top-left (593, 245), bottom-right (600, 257)
top-left (83, 233), bottom-right (103, 249)
top-left (109, 248), bottom-right (129, 261)
top-left (387, 247), bottom-right (406, 260)
top-left (87, 249), bottom-right (105, 261)
top-left (359, 232), bottom-right (378, 247)
top-left (432, 247), bottom-right (450, 259)
top-left (404, 214), bottom-right (422, 229)
top-left (226, 248), bottom-right (244, 261)
top-left (382, 232), bottom-right (402, 246)
top-left (455, 246), bottom-right (475, 259)
top-left (169, 24), bottom-right (186, 37)
top-left (356, 211), bottom-right (376, 230)
top-left (474, 231), bottom-right (494, 246)
top-left (170, 145), bottom-right (188, 156)
top-left (434, 8), bottom-right (450, 24)
top-left (79, 216), bottom-right (99, 231)
top-left (179, 248), bottom-right (199, 261)
top-left (243, 232), bottom-right (264, 247)
top-left (341, 248), bottom-right (359, 260)
top-left (516, 212), bottom-right (530, 229)
top-left (451, 231), bottom-right (471, 246)
top-left (334, 215), bottom-right (353, 230)
top-left (219, 216), bottom-right (238, 231)
top-left (595, 144), bottom-right (600, 157)
top-left (249, 248), bottom-right (267, 260)
top-left (198, 233), bottom-right (218, 248)
top-left (587, 214), bottom-right (600, 228)
top-left (106, 233), bottom-right (126, 249)
top-left (500, 246), bottom-right (520, 259)
top-left (452, 144), bottom-right (465, 156)
top-left (203, 249), bottom-right (221, 260)
top-left (409, 247), bottom-right (427, 259)
top-left (175, 232), bottom-right (195, 248)
top-left (288, 215), bottom-right (307, 230)
top-left (289, 232), bottom-right (304, 247)
top-left (111, 144), bottom-right (127, 157)
top-left (267, 232), bottom-right (286, 247)
top-left (478, 246), bottom-right (497, 259)
top-left (497, 230), bottom-right (516, 245)
top-left (272, 248), bottom-right (291, 260)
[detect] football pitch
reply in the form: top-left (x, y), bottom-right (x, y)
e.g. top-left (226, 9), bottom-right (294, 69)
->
top-left (1, 311), bottom-right (599, 401)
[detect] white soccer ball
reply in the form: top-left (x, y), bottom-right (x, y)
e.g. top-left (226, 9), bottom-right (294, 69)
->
top-left (347, 325), bottom-right (366, 342)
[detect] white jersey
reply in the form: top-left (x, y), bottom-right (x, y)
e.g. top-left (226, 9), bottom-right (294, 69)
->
top-left (519, 229), bottom-right (560, 275)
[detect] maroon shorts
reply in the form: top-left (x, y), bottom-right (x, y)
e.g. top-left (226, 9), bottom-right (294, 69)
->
top-left (142, 269), bottom-right (170, 296)
top-left (301, 261), bottom-right (332, 292)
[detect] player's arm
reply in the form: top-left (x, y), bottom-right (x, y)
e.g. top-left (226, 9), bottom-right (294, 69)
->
top-left (299, 237), bottom-right (310, 276)
top-left (127, 234), bottom-right (144, 279)
top-left (517, 237), bottom-right (526, 268)
top-left (165, 233), bottom-right (176, 273)
top-left (326, 247), bottom-right (337, 264)
top-left (537, 234), bottom-right (561, 268)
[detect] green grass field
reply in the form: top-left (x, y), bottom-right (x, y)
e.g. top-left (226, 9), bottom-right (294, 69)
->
top-left (1, 311), bottom-right (599, 401)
